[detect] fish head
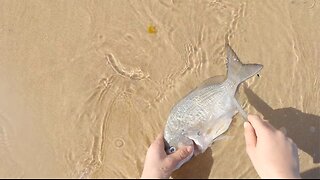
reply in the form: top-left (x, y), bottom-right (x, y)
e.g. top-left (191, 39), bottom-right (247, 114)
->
top-left (163, 133), bottom-right (197, 170)
top-left (164, 132), bottom-right (195, 155)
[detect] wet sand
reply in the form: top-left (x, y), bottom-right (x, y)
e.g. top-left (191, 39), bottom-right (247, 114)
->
top-left (0, 0), bottom-right (319, 178)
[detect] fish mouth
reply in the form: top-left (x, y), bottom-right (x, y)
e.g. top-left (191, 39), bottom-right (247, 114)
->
top-left (190, 139), bottom-right (203, 156)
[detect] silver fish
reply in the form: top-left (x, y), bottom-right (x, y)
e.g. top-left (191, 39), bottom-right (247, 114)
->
top-left (163, 44), bottom-right (263, 167)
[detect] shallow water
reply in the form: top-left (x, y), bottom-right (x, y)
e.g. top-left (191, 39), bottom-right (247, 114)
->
top-left (0, 0), bottom-right (319, 178)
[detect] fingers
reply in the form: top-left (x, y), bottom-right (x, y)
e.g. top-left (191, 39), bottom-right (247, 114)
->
top-left (170, 146), bottom-right (193, 161)
top-left (247, 114), bottom-right (265, 130)
top-left (244, 121), bottom-right (257, 154)
top-left (166, 146), bottom-right (193, 168)
top-left (247, 114), bottom-right (275, 135)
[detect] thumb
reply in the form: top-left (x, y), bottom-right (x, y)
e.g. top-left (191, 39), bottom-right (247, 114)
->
top-left (244, 121), bottom-right (257, 155)
top-left (167, 146), bottom-right (193, 167)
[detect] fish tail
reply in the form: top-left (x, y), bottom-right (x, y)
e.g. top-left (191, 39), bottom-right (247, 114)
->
top-left (226, 44), bottom-right (263, 85)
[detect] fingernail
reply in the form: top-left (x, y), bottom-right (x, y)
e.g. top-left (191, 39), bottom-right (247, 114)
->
top-left (244, 122), bottom-right (249, 128)
top-left (187, 146), bottom-right (193, 153)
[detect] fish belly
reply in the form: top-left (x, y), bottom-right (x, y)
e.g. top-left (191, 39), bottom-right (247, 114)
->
top-left (185, 91), bottom-right (237, 153)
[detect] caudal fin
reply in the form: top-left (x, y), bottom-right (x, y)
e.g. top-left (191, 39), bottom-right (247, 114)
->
top-left (226, 44), bottom-right (263, 84)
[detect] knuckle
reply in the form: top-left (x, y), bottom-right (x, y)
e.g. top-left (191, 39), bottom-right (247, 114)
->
top-left (179, 149), bottom-right (188, 159)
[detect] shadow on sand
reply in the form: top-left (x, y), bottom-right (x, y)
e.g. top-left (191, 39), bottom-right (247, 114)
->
top-left (172, 148), bottom-right (213, 179)
top-left (301, 167), bottom-right (320, 179)
top-left (244, 87), bottom-right (320, 166)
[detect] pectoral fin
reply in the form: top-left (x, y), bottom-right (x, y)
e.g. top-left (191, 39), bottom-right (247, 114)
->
top-left (186, 113), bottom-right (235, 153)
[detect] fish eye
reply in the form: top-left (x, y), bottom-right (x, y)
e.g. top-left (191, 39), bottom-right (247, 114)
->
top-left (169, 146), bottom-right (176, 153)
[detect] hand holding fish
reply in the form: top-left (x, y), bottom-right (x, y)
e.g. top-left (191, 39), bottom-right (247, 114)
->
top-left (141, 133), bottom-right (194, 179)
top-left (244, 114), bottom-right (301, 179)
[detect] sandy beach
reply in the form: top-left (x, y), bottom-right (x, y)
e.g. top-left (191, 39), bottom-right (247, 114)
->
top-left (0, 0), bottom-right (319, 178)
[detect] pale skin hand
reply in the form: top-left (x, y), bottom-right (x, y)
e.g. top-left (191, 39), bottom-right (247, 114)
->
top-left (141, 133), bottom-right (193, 179)
top-left (244, 114), bottom-right (301, 179)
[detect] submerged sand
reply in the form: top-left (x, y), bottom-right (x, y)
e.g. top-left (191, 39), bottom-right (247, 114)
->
top-left (0, 0), bottom-right (319, 178)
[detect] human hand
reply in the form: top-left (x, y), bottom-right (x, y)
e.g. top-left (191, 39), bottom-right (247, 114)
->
top-left (141, 133), bottom-right (194, 179)
top-left (244, 114), bottom-right (301, 179)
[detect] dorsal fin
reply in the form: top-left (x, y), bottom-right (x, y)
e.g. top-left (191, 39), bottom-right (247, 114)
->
top-left (196, 75), bottom-right (225, 90)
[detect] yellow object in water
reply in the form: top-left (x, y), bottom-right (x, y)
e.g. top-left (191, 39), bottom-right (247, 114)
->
top-left (147, 25), bottom-right (157, 34)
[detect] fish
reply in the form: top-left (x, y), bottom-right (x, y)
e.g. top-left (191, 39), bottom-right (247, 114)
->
top-left (163, 44), bottom-right (263, 167)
